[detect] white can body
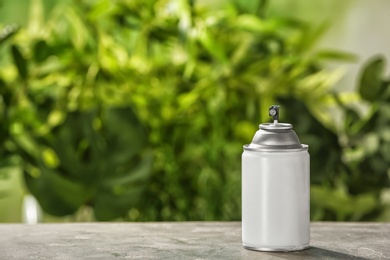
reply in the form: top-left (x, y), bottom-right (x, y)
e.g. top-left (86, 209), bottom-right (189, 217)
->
top-left (242, 149), bottom-right (310, 251)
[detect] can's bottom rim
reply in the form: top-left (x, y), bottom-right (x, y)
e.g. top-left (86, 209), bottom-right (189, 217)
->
top-left (243, 243), bottom-right (310, 252)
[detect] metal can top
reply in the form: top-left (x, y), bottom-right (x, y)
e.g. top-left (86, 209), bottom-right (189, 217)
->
top-left (243, 106), bottom-right (308, 152)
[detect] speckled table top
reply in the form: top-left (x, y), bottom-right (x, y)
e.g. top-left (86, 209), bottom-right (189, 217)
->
top-left (0, 222), bottom-right (389, 259)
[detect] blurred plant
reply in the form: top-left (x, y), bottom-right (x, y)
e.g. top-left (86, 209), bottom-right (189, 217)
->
top-left (18, 107), bottom-right (152, 221)
top-left (111, 0), bottom-right (345, 220)
top-left (0, 2), bottom-right (153, 220)
top-left (0, 24), bottom-right (19, 178)
top-left (0, 0), bottom-right (368, 221)
top-left (344, 56), bottom-right (390, 195)
top-left (303, 55), bottom-right (390, 221)
top-left (338, 55), bottom-right (390, 220)
top-left (0, 24), bottom-right (21, 202)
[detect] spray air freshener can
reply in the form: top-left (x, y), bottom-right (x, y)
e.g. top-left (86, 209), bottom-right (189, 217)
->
top-left (242, 105), bottom-right (310, 252)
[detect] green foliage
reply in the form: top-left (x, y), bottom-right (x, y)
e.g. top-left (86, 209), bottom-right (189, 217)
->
top-left (0, 1), bottom-right (153, 219)
top-left (307, 55), bottom-right (390, 221)
top-left (0, 0), bottom-right (388, 221)
top-left (0, 24), bottom-right (19, 45)
top-left (340, 56), bottom-right (390, 220)
top-left (11, 44), bottom-right (28, 81)
top-left (359, 56), bottom-right (387, 102)
top-left (17, 107), bottom-right (152, 220)
top-left (0, 24), bottom-right (20, 184)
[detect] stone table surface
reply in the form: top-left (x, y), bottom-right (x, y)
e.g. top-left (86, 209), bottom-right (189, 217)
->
top-left (0, 222), bottom-right (389, 259)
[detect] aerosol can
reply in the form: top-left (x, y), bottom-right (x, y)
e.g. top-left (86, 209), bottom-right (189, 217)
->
top-left (242, 105), bottom-right (310, 252)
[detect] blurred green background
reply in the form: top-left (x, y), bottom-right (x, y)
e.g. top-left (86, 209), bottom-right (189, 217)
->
top-left (0, 0), bottom-right (389, 222)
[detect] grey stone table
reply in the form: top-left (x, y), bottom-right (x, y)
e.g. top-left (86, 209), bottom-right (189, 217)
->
top-left (0, 222), bottom-right (389, 259)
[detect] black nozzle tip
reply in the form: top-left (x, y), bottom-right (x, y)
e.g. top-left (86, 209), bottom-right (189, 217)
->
top-left (269, 105), bottom-right (280, 121)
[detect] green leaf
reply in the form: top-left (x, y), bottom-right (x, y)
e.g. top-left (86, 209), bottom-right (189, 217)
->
top-left (24, 165), bottom-right (89, 216)
top-left (0, 77), bottom-right (12, 106)
top-left (234, 15), bottom-right (288, 34)
top-left (311, 185), bottom-right (377, 221)
top-left (359, 56), bottom-right (385, 101)
top-left (11, 44), bottom-right (28, 80)
top-left (20, 106), bottom-right (150, 219)
top-left (315, 49), bottom-right (358, 62)
top-left (344, 107), bottom-right (360, 132)
top-left (50, 110), bottom-right (99, 183)
top-left (93, 154), bottom-right (153, 221)
top-left (379, 80), bottom-right (390, 101)
top-left (297, 22), bottom-right (329, 52)
top-left (198, 29), bottom-right (228, 64)
top-left (33, 40), bottom-right (51, 63)
top-left (87, 0), bottom-right (111, 21)
top-left (102, 106), bottom-right (147, 161)
top-left (234, 15), bottom-right (268, 32)
top-left (0, 24), bottom-right (19, 45)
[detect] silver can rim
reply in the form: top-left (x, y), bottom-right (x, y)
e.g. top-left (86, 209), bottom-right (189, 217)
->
top-left (243, 243), bottom-right (310, 252)
top-left (243, 144), bottom-right (309, 152)
top-left (260, 123), bottom-right (292, 131)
